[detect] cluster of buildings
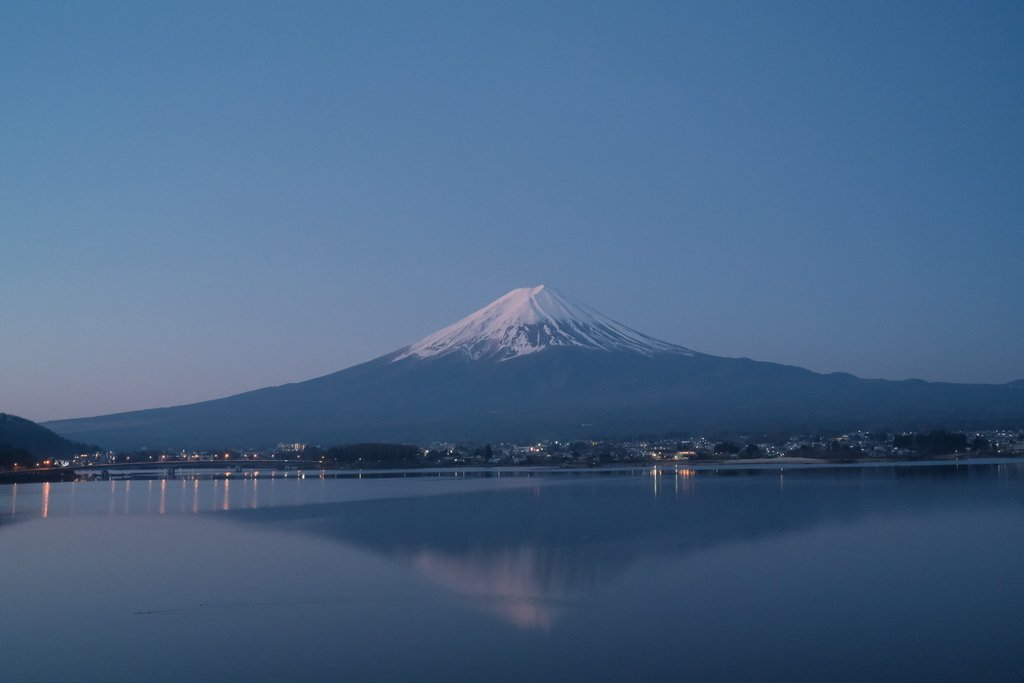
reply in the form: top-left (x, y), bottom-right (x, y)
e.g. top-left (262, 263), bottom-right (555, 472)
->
top-left (66, 429), bottom-right (1024, 469)
top-left (446, 429), bottom-right (1024, 466)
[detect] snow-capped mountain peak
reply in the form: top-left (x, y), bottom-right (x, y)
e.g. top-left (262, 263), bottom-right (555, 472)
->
top-left (394, 285), bottom-right (693, 361)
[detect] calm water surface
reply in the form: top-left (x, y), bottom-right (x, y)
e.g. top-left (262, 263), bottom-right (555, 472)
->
top-left (2, 463), bottom-right (1024, 682)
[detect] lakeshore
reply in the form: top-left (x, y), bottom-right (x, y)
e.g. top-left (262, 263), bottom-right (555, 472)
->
top-left (2, 453), bottom-right (1018, 486)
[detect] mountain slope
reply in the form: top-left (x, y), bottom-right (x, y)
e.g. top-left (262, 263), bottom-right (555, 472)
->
top-left (0, 413), bottom-right (95, 467)
top-left (44, 286), bottom-right (1024, 449)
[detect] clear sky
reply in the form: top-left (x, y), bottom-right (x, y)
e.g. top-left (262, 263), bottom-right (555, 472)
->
top-left (3, 0), bottom-right (1023, 422)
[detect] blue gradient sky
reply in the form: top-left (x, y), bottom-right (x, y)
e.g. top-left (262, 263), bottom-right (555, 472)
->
top-left (3, 1), bottom-right (1023, 421)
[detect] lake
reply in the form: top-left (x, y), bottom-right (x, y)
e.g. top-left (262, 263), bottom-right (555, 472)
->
top-left (2, 462), bottom-right (1024, 682)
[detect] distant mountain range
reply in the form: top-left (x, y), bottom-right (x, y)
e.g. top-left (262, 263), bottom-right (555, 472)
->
top-left (45, 285), bottom-right (1024, 450)
top-left (0, 413), bottom-right (96, 467)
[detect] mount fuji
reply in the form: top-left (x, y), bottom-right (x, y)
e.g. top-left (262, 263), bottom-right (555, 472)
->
top-left (46, 285), bottom-right (1024, 450)
top-left (396, 285), bottom-right (689, 361)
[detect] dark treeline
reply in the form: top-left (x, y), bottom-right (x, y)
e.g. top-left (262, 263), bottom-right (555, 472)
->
top-left (787, 441), bottom-right (869, 461)
top-left (893, 430), bottom-right (971, 454)
top-left (306, 443), bottom-right (422, 467)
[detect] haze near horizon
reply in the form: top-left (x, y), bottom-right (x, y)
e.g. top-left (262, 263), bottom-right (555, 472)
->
top-left (3, 1), bottom-right (1022, 422)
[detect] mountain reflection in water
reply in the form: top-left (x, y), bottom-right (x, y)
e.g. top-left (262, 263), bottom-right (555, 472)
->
top-left (3, 462), bottom-right (1024, 682)
top-left (227, 462), bottom-right (1024, 631)
top-left (406, 545), bottom-right (577, 630)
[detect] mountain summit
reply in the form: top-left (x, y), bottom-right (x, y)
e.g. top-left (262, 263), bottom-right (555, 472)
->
top-left (45, 286), bottom-right (1024, 450)
top-left (395, 285), bottom-right (691, 362)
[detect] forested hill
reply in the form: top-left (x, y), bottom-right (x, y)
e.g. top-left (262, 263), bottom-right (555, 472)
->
top-left (0, 413), bottom-right (95, 468)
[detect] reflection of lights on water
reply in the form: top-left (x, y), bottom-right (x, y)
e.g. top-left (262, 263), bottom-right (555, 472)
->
top-left (676, 468), bottom-right (696, 496)
top-left (41, 482), bottom-right (50, 519)
top-left (160, 479), bottom-right (166, 515)
top-left (192, 478), bottom-right (200, 514)
top-left (222, 478), bottom-right (231, 511)
top-left (123, 480), bottom-right (132, 515)
top-left (10, 483), bottom-right (17, 517)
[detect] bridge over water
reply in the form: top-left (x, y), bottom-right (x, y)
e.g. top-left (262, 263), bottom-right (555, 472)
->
top-left (75, 459), bottom-right (308, 480)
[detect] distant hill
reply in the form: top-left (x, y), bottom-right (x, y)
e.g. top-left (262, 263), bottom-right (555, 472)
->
top-left (0, 413), bottom-right (95, 468)
top-left (45, 286), bottom-right (1024, 450)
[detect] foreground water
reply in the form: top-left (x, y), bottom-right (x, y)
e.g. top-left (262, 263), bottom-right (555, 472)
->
top-left (2, 463), bottom-right (1024, 682)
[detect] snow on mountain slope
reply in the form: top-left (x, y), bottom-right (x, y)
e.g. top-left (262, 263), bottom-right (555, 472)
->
top-left (395, 285), bottom-right (694, 362)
